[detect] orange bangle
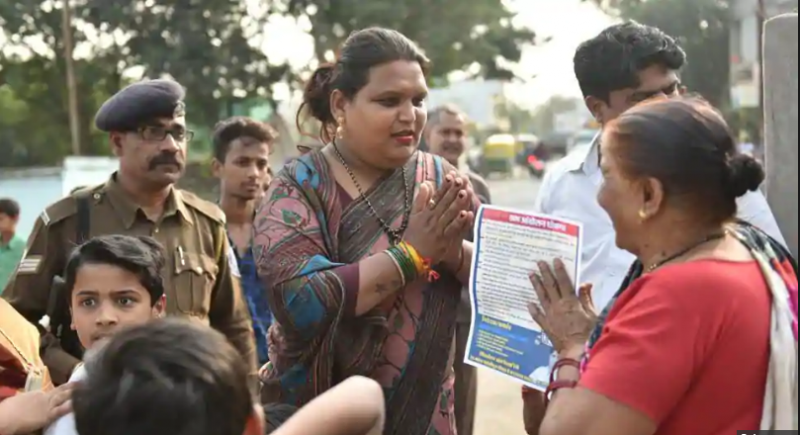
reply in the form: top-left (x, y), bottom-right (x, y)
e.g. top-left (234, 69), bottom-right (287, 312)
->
top-left (398, 241), bottom-right (424, 273)
top-left (399, 241), bottom-right (440, 282)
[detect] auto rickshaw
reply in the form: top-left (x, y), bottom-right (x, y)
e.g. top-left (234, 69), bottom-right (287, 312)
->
top-left (481, 134), bottom-right (517, 177)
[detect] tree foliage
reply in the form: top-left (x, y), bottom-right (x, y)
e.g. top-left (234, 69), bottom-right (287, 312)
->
top-left (0, 0), bottom-right (295, 167)
top-left (0, 1), bottom-right (123, 166)
top-left (589, 0), bottom-right (731, 107)
top-left (1, 0), bottom-right (539, 168)
top-left (530, 96), bottom-right (582, 135)
top-left (287, 0), bottom-right (538, 81)
top-left (81, 0), bottom-right (294, 126)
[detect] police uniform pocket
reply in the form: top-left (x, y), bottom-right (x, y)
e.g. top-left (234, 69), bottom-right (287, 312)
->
top-left (173, 248), bottom-right (219, 316)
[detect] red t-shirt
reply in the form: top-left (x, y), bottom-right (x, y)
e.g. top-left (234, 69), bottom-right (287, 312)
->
top-left (580, 260), bottom-right (770, 435)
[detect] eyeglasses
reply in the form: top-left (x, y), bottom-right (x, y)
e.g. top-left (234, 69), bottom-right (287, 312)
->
top-left (138, 125), bottom-right (195, 143)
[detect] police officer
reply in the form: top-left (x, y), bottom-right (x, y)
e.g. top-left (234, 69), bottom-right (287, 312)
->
top-left (2, 79), bottom-right (257, 384)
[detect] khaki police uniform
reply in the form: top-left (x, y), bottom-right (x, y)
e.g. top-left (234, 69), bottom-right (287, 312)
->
top-left (2, 177), bottom-right (257, 384)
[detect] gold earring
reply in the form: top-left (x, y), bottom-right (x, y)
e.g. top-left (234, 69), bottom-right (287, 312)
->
top-left (638, 209), bottom-right (647, 220)
top-left (336, 118), bottom-right (345, 140)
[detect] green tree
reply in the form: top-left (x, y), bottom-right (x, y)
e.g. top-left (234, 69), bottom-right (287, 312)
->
top-left (495, 102), bottom-right (537, 133)
top-left (0, 57), bottom-right (118, 167)
top-left (531, 96), bottom-right (581, 135)
top-left (589, 0), bottom-right (731, 107)
top-left (82, 0), bottom-right (295, 127)
top-left (0, 0), bottom-right (297, 167)
top-left (288, 0), bottom-right (538, 81)
top-left (0, 0), bottom-right (123, 166)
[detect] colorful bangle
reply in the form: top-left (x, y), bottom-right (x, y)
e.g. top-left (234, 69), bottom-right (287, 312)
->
top-left (396, 241), bottom-right (440, 282)
top-left (385, 251), bottom-right (407, 287)
top-left (544, 379), bottom-right (578, 406)
top-left (386, 245), bottom-right (419, 284)
top-left (398, 241), bottom-right (424, 273)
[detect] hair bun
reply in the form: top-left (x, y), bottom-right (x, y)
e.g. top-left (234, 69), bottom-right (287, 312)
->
top-left (302, 64), bottom-right (336, 124)
top-left (727, 154), bottom-right (765, 198)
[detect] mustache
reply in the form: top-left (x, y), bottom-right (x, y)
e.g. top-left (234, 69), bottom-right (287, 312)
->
top-left (149, 153), bottom-right (182, 169)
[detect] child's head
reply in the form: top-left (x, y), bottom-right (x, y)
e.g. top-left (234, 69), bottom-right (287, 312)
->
top-left (73, 318), bottom-right (263, 435)
top-left (65, 235), bottom-right (166, 350)
top-left (0, 198), bottom-right (20, 234)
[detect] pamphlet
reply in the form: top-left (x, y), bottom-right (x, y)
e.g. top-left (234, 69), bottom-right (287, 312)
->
top-left (464, 205), bottom-right (583, 391)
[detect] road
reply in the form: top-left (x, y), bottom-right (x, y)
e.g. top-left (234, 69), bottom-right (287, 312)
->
top-left (472, 174), bottom-right (542, 435)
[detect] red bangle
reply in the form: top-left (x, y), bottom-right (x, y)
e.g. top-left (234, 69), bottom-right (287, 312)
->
top-left (549, 358), bottom-right (580, 384)
top-left (544, 379), bottom-right (578, 406)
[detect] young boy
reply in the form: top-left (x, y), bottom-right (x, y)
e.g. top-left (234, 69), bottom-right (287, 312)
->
top-left (72, 318), bottom-right (263, 435)
top-left (45, 234), bottom-right (166, 435)
top-left (0, 198), bottom-right (25, 293)
top-left (69, 317), bottom-right (385, 435)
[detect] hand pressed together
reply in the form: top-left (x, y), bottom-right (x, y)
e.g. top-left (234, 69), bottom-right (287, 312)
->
top-left (527, 259), bottom-right (598, 354)
top-left (404, 171), bottom-right (474, 265)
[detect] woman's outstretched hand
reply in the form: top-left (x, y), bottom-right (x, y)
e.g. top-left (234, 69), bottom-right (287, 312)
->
top-left (527, 259), bottom-right (598, 354)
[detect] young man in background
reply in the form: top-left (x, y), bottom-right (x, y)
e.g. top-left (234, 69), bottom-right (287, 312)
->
top-left (212, 117), bottom-right (277, 366)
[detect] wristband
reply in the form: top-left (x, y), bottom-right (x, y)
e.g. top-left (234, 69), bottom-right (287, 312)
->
top-left (544, 379), bottom-right (578, 406)
top-left (549, 358), bottom-right (580, 384)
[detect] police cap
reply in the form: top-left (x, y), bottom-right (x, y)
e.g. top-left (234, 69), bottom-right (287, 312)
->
top-left (94, 79), bottom-right (186, 132)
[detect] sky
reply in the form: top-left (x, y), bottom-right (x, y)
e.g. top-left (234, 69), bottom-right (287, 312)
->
top-left (1, 0), bottom-right (616, 110)
top-left (505, 0), bottom-right (617, 106)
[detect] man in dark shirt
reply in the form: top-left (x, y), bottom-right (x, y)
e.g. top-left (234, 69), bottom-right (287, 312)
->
top-left (424, 104), bottom-right (491, 435)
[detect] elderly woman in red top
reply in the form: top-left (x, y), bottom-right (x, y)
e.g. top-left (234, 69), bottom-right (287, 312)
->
top-left (523, 97), bottom-right (798, 435)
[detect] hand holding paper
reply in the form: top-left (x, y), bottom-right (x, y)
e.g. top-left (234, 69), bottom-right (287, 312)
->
top-left (463, 205), bottom-right (584, 391)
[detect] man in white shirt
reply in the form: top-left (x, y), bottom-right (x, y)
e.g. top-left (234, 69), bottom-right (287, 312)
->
top-left (535, 22), bottom-right (786, 311)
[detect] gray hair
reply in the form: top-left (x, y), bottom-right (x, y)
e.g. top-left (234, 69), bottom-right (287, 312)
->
top-left (427, 103), bottom-right (466, 128)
